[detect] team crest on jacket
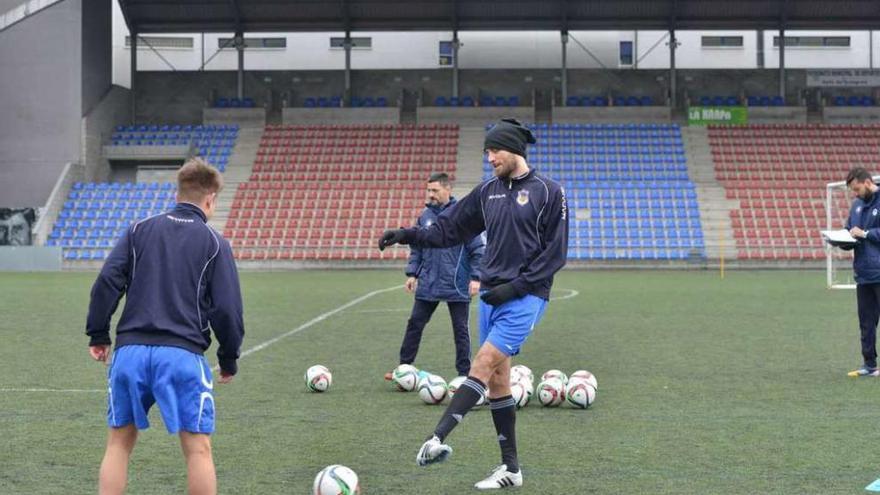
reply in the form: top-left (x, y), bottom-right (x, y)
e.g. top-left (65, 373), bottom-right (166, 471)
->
top-left (516, 190), bottom-right (530, 206)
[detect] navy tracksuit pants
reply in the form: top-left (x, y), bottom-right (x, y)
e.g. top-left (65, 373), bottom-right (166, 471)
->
top-left (857, 283), bottom-right (880, 368)
top-left (400, 298), bottom-right (471, 376)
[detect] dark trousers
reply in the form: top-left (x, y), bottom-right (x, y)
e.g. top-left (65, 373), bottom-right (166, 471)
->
top-left (857, 283), bottom-right (880, 368)
top-left (400, 298), bottom-right (471, 376)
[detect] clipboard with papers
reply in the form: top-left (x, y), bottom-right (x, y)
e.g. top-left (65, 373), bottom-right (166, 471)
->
top-left (821, 229), bottom-right (858, 247)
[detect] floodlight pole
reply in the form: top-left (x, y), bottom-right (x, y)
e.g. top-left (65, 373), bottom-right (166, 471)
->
top-left (561, 31), bottom-right (569, 106)
top-left (235, 31), bottom-right (244, 100)
top-left (130, 29), bottom-right (137, 124)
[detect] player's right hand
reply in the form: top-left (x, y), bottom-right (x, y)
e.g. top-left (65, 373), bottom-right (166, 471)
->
top-left (89, 345), bottom-right (110, 364)
top-left (379, 229), bottom-right (407, 250)
top-left (405, 277), bottom-right (418, 293)
top-left (219, 371), bottom-right (234, 384)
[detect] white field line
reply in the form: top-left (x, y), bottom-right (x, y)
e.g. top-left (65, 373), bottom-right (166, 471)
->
top-left (212, 284), bottom-right (403, 370)
top-left (0, 388), bottom-right (104, 393)
top-left (550, 289), bottom-right (579, 301)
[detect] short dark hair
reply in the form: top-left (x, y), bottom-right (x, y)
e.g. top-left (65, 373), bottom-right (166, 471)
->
top-left (177, 158), bottom-right (223, 202)
top-left (846, 167), bottom-right (873, 185)
top-left (427, 172), bottom-right (450, 186)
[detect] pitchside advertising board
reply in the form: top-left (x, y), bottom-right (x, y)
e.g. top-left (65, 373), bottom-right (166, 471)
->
top-left (687, 106), bottom-right (748, 126)
top-left (806, 69), bottom-right (880, 87)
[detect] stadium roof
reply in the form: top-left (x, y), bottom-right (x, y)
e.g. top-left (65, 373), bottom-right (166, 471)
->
top-left (119, 0), bottom-right (880, 33)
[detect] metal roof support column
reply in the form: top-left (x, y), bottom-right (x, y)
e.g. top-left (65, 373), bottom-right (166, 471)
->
top-left (344, 33), bottom-right (352, 106)
top-left (561, 31), bottom-right (568, 106)
top-left (778, 0), bottom-right (787, 101)
top-left (669, 29), bottom-right (677, 109)
top-left (452, 31), bottom-right (460, 99)
top-left (236, 31), bottom-right (244, 100)
top-left (130, 29), bottom-right (137, 124)
top-left (778, 28), bottom-right (785, 100)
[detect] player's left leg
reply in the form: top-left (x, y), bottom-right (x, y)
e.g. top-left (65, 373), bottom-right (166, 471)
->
top-left (179, 432), bottom-right (216, 495)
top-left (98, 425), bottom-right (138, 495)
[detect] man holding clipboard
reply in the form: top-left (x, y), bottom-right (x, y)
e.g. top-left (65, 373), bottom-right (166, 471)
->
top-left (828, 167), bottom-right (880, 377)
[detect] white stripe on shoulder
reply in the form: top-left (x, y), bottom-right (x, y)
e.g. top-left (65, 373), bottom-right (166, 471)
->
top-left (196, 222), bottom-right (221, 331)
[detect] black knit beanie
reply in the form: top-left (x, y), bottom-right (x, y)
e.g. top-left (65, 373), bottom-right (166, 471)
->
top-left (484, 118), bottom-right (537, 158)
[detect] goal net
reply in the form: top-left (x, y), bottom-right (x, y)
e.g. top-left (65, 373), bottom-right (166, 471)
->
top-left (826, 180), bottom-right (856, 289)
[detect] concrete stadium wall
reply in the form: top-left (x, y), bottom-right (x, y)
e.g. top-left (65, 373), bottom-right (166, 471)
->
top-left (0, 0), bottom-right (84, 207)
top-left (82, 86), bottom-right (132, 182)
top-left (81, 0), bottom-right (111, 116)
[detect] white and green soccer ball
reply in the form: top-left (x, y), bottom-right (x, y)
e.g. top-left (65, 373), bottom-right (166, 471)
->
top-left (565, 380), bottom-right (597, 409)
top-left (541, 369), bottom-right (568, 385)
top-left (510, 364), bottom-right (534, 384)
top-left (391, 364), bottom-right (420, 392)
top-left (536, 378), bottom-right (565, 407)
top-left (305, 365), bottom-right (332, 393)
top-left (313, 464), bottom-right (360, 495)
top-left (510, 379), bottom-right (533, 409)
top-left (417, 374), bottom-right (448, 404)
top-left (569, 369), bottom-right (598, 390)
top-left (447, 376), bottom-right (466, 397)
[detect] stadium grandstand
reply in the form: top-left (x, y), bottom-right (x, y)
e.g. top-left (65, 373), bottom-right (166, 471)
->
top-left (7, 0), bottom-right (880, 492)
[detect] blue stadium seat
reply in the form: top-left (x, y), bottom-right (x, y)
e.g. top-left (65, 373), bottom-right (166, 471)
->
top-left (508, 96), bottom-right (520, 106)
top-left (461, 96), bottom-right (475, 107)
top-left (376, 96), bottom-right (388, 107)
top-left (699, 96), bottom-right (712, 106)
top-left (304, 97), bottom-right (317, 107)
top-left (725, 96), bottom-right (739, 106)
top-left (434, 96), bottom-right (448, 107)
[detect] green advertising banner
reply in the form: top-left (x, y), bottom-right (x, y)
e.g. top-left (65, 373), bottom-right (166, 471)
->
top-left (687, 106), bottom-right (748, 126)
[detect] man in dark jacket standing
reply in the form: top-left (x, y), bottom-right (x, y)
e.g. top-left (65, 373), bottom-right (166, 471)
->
top-left (86, 158), bottom-right (244, 495)
top-left (379, 119), bottom-right (568, 490)
top-left (844, 167), bottom-right (880, 377)
top-left (385, 172), bottom-right (484, 380)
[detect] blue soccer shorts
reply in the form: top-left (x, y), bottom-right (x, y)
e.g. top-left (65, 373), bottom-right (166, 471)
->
top-left (107, 344), bottom-right (215, 434)
top-left (478, 293), bottom-right (548, 356)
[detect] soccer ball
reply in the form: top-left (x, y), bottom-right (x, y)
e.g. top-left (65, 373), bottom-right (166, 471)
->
top-left (565, 380), bottom-right (597, 409)
top-left (313, 464), bottom-right (360, 495)
top-left (418, 374), bottom-right (448, 404)
top-left (541, 369), bottom-right (568, 384)
top-left (510, 364), bottom-right (534, 384)
top-left (510, 379), bottom-right (533, 409)
top-left (305, 365), bottom-right (332, 392)
top-left (391, 364), bottom-right (419, 392)
top-left (447, 376), bottom-right (466, 398)
top-left (536, 378), bottom-right (565, 407)
top-left (569, 369), bottom-right (598, 390)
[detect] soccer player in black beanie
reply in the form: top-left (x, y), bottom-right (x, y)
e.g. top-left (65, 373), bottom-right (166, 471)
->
top-left (379, 118), bottom-right (569, 490)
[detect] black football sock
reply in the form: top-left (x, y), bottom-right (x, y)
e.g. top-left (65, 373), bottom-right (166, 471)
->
top-left (432, 376), bottom-right (486, 442)
top-left (490, 395), bottom-right (519, 473)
